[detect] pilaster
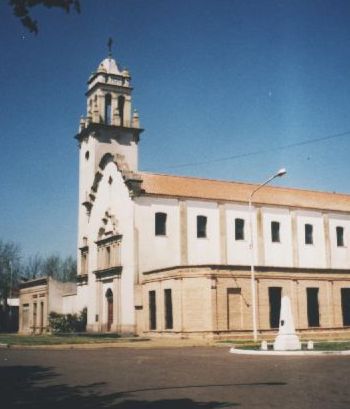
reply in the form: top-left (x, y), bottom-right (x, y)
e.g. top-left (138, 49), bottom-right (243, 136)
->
top-left (179, 201), bottom-right (188, 265)
top-left (291, 211), bottom-right (299, 268)
top-left (219, 203), bottom-right (227, 265)
top-left (256, 207), bottom-right (265, 266)
top-left (323, 213), bottom-right (331, 268)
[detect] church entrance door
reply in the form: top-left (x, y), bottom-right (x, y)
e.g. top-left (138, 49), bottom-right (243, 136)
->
top-left (106, 289), bottom-right (113, 332)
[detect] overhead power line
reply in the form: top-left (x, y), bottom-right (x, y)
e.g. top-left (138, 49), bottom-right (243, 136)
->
top-left (164, 130), bottom-right (350, 170)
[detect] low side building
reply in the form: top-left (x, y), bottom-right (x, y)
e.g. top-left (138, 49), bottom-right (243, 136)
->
top-left (19, 277), bottom-right (76, 334)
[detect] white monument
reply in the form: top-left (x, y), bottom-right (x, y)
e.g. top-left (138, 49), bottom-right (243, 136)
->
top-left (273, 295), bottom-right (301, 351)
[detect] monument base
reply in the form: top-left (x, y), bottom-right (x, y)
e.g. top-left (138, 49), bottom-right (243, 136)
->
top-left (273, 334), bottom-right (301, 351)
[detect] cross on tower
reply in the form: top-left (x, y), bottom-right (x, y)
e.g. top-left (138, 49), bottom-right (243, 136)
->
top-left (108, 37), bottom-right (113, 57)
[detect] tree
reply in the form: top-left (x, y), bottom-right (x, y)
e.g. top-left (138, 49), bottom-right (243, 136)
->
top-left (41, 254), bottom-right (61, 278)
top-left (24, 253), bottom-right (43, 279)
top-left (0, 240), bottom-right (21, 308)
top-left (25, 253), bottom-right (77, 282)
top-left (8, 0), bottom-right (81, 34)
top-left (0, 240), bottom-right (77, 308)
top-left (60, 255), bottom-right (77, 282)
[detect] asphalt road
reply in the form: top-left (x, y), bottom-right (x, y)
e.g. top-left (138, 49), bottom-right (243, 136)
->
top-left (1, 347), bottom-right (350, 409)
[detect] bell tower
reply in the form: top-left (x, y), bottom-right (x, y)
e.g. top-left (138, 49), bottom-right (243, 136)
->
top-left (76, 47), bottom-right (143, 269)
top-left (76, 45), bottom-right (143, 170)
top-left (84, 56), bottom-right (137, 129)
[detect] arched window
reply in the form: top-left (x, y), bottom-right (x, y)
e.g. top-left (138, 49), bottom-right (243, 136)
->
top-left (105, 94), bottom-right (112, 125)
top-left (118, 95), bottom-right (125, 126)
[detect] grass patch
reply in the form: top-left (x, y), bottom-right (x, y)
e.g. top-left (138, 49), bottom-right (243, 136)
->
top-left (216, 340), bottom-right (258, 345)
top-left (233, 340), bottom-right (350, 351)
top-left (238, 344), bottom-right (261, 350)
top-left (313, 341), bottom-right (350, 351)
top-left (0, 333), bottom-right (129, 346)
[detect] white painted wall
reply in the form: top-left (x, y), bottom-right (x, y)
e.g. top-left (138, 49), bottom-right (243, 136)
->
top-left (77, 134), bottom-right (138, 275)
top-left (226, 204), bottom-right (256, 266)
top-left (135, 197), bottom-right (181, 272)
top-left (62, 294), bottom-right (77, 314)
top-left (83, 162), bottom-right (135, 332)
top-left (329, 214), bottom-right (350, 269)
top-left (187, 201), bottom-right (220, 265)
top-left (296, 211), bottom-right (326, 268)
top-left (134, 199), bottom-right (350, 271)
top-left (76, 284), bottom-right (88, 312)
top-left (262, 207), bottom-right (293, 267)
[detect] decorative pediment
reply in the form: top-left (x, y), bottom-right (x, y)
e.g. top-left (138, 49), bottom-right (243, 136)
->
top-left (97, 209), bottom-right (119, 240)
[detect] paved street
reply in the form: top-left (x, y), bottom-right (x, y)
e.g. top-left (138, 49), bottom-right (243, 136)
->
top-left (1, 346), bottom-right (350, 408)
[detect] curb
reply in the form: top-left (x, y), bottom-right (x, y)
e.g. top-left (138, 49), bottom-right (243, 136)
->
top-left (229, 347), bottom-right (350, 356)
top-left (0, 343), bottom-right (9, 349)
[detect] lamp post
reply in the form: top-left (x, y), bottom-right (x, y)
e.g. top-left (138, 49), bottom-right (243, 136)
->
top-left (9, 261), bottom-right (13, 318)
top-left (249, 168), bottom-right (287, 342)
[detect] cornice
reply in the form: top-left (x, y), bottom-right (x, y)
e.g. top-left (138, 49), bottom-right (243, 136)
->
top-left (75, 122), bottom-right (143, 143)
top-left (93, 266), bottom-right (123, 280)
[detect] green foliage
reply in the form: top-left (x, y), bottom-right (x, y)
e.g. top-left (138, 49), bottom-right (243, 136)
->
top-left (8, 0), bottom-right (81, 34)
top-left (48, 308), bottom-right (87, 334)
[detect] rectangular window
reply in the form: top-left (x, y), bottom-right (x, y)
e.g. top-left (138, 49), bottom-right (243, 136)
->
top-left (40, 301), bottom-right (44, 332)
top-left (305, 224), bottom-right (313, 245)
top-left (104, 94), bottom-right (112, 125)
top-left (271, 221), bottom-right (280, 243)
top-left (341, 288), bottom-right (350, 326)
top-left (155, 212), bottom-right (167, 236)
top-left (235, 218), bottom-right (244, 240)
top-left (149, 291), bottom-right (157, 330)
top-left (307, 288), bottom-right (320, 327)
top-left (337, 226), bottom-right (344, 247)
top-left (33, 302), bottom-right (37, 328)
top-left (164, 289), bottom-right (173, 329)
top-left (197, 215), bottom-right (207, 238)
top-left (269, 287), bottom-right (282, 328)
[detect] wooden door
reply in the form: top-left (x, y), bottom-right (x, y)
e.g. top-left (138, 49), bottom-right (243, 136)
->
top-left (106, 289), bottom-right (113, 331)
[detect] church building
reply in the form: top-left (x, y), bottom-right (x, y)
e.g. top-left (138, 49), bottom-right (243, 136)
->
top-left (19, 52), bottom-right (350, 339)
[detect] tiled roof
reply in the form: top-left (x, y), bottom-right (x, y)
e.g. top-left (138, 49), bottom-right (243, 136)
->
top-left (139, 172), bottom-right (350, 212)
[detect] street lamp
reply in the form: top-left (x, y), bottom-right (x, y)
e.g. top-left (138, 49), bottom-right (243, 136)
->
top-left (9, 261), bottom-right (13, 318)
top-left (249, 168), bottom-right (287, 342)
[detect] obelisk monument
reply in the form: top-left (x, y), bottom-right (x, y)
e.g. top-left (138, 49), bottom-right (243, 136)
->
top-left (273, 295), bottom-right (301, 351)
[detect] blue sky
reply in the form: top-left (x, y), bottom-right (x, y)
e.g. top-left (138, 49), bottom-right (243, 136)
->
top-left (1, 0), bottom-right (350, 259)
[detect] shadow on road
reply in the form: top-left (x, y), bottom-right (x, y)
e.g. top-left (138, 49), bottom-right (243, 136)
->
top-left (0, 365), bottom-right (239, 408)
top-left (119, 381), bottom-right (287, 394)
